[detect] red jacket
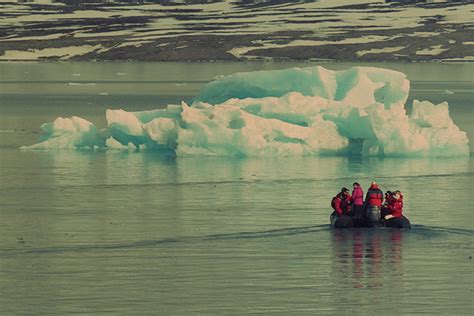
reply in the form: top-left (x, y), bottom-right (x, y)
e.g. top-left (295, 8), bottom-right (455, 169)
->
top-left (331, 196), bottom-right (343, 215)
top-left (351, 186), bottom-right (364, 206)
top-left (365, 183), bottom-right (383, 207)
top-left (332, 193), bottom-right (351, 216)
top-left (388, 196), bottom-right (404, 218)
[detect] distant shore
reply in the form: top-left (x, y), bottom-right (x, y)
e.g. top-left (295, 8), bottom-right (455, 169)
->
top-left (1, 0), bottom-right (473, 62)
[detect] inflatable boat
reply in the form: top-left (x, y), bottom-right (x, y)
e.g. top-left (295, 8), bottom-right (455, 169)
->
top-left (330, 210), bottom-right (411, 229)
top-left (383, 215), bottom-right (411, 228)
top-left (330, 212), bottom-right (354, 228)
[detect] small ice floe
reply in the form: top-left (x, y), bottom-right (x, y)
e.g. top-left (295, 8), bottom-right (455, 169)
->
top-left (98, 92), bottom-right (109, 96)
top-left (0, 129), bottom-right (16, 133)
top-left (117, 72), bottom-right (126, 76)
top-left (67, 82), bottom-right (96, 86)
top-left (444, 89), bottom-right (454, 95)
top-left (72, 73), bottom-right (81, 76)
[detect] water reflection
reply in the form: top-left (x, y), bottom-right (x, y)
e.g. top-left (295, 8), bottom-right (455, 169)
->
top-left (331, 229), bottom-right (404, 289)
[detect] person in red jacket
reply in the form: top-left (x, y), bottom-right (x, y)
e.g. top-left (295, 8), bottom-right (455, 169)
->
top-left (383, 190), bottom-right (411, 228)
top-left (341, 187), bottom-right (351, 215)
top-left (364, 182), bottom-right (383, 207)
top-left (331, 187), bottom-right (351, 216)
top-left (394, 190), bottom-right (404, 201)
top-left (350, 182), bottom-right (364, 224)
top-left (364, 182), bottom-right (384, 226)
top-left (385, 191), bottom-right (404, 219)
top-left (331, 195), bottom-right (343, 216)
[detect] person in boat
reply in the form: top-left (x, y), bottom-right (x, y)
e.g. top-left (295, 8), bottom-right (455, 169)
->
top-left (363, 182), bottom-right (384, 226)
top-left (381, 190), bottom-right (393, 218)
top-left (330, 187), bottom-right (354, 228)
top-left (384, 191), bottom-right (403, 220)
top-left (331, 187), bottom-right (351, 217)
top-left (350, 182), bottom-right (364, 225)
top-left (383, 190), bottom-right (411, 228)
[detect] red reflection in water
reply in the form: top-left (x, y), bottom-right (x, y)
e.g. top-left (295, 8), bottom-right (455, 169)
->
top-left (331, 229), bottom-right (404, 289)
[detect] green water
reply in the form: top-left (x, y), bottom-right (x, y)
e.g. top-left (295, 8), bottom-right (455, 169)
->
top-left (0, 62), bottom-right (473, 314)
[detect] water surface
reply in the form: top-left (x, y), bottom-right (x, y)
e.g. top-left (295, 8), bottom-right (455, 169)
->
top-left (0, 62), bottom-right (472, 314)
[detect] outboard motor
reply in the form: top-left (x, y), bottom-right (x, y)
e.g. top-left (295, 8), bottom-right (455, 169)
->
top-left (366, 206), bottom-right (381, 227)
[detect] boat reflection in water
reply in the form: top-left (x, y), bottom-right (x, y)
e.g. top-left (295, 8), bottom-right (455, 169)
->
top-left (331, 229), bottom-right (404, 290)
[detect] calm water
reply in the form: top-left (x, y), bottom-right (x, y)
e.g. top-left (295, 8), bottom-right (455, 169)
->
top-left (0, 62), bottom-right (473, 315)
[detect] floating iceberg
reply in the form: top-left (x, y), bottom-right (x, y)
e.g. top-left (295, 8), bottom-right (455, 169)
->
top-left (23, 66), bottom-right (469, 157)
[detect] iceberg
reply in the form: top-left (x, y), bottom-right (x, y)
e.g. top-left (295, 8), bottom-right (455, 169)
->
top-left (23, 66), bottom-right (469, 157)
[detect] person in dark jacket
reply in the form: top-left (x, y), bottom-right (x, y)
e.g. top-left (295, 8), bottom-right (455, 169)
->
top-left (381, 190), bottom-right (393, 218)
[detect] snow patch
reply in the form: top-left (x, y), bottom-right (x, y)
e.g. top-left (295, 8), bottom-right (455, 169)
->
top-left (356, 46), bottom-right (406, 57)
top-left (0, 45), bottom-right (101, 60)
top-left (416, 45), bottom-right (450, 56)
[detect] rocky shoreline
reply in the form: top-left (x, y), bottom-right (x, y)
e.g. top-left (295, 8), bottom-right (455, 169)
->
top-left (0, 0), bottom-right (472, 62)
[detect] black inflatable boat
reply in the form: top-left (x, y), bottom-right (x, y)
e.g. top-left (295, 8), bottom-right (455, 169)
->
top-left (330, 210), bottom-right (411, 229)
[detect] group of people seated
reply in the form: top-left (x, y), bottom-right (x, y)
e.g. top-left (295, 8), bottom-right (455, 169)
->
top-left (331, 182), bottom-right (409, 228)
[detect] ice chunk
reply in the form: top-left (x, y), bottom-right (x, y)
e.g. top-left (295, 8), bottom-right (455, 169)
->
top-left (22, 116), bottom-right (103, 149)
top-left (23, 66), bottom-right (469, 157)
top-left (194, 66), bottom-right (410, 110)
top-left (408, 100), bottom-right (468, 156)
